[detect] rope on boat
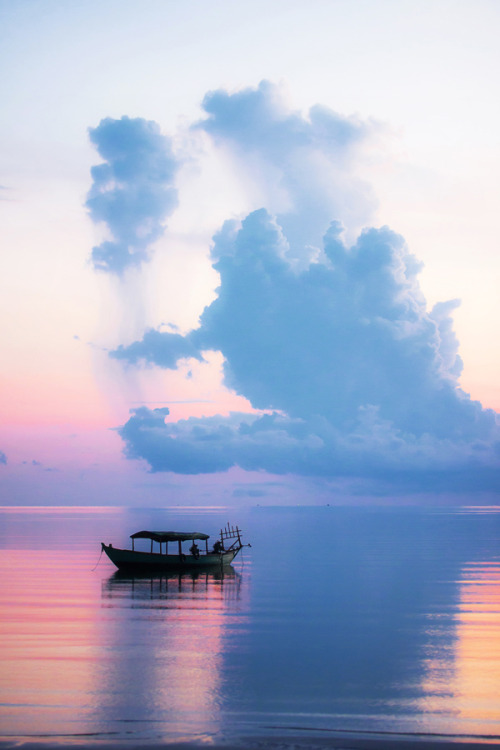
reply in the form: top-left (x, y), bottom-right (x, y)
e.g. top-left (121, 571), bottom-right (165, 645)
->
top-left (91, 545), bottom-right (104, 571)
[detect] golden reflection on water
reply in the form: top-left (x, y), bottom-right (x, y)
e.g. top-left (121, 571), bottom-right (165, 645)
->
top-left (453, 561), bottom-right (500, 728)
top-left (419, 559), bottom-right (500, 736)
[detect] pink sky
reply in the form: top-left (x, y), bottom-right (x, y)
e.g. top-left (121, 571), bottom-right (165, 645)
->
top-left (1, 1), bottom-right (499, 505)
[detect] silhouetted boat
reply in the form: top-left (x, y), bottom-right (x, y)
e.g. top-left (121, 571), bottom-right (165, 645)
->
top-left (101, 523), bottom-right (248, 571)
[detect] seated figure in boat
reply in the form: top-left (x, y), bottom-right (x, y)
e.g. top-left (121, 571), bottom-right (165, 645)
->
top-left (212, 540), bottom-right (223, 554)
top-left (190, 542), bottom-right (200, 559)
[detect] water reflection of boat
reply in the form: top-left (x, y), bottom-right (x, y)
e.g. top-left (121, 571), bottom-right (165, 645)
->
top-left (110, 566), bottom-right (237, 584)
top-left (102, 566), bottom-right (241, 604)
top-left (101, 523), bottom-right (249, 571)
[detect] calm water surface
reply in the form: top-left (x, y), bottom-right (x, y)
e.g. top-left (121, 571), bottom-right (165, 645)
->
top-left (1, 505), bottom-right (500, 744)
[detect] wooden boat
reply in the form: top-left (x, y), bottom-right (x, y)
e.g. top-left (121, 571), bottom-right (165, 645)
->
top-left (101, 523), bottom-right (248, 571)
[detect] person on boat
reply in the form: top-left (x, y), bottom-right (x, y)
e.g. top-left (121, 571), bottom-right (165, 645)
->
top-left (212, 540), bottom-right (223, 554)
top-left (189, 542), bottom-right (200, 559)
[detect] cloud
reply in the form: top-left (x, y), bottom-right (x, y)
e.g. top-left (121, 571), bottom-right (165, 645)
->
top-left (0, 186), bottom-right (14, 201)
top-left (0, 451), bottom-right (7, 465)
top-left (20, 459), bottom-right (57, 471)
top-left (119, 407), bottom-right (500, 493)
top-left (111, 329), bottom-right (203, 369)
top-left (86, 116), bottom-right (179, 274)
top-left (232, 488), bottom-right (268, 498)
top-left (198, 80), bottom-right (378, 263)
top-left (114, 209), bottom-right (499, 491)
top-left (107, 83), bottom-right (499, 494)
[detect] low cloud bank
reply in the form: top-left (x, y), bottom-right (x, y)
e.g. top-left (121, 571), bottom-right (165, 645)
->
top-left (100, 83), bottom-right (499, 494)
top-left (120, 409), bottom-right (500, 493)
top-left (86, 116), bottom-right (179, 274)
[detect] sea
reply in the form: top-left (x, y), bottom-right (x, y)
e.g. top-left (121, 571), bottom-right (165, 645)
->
top-left (1, 504), bottom-right (500, 745)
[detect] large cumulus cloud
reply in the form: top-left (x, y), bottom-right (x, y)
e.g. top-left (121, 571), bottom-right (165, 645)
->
top-left (104, 83), bottom-right (499, 494)
top-left (114, 209), bottom-right (499, 491)
top-left (86, 116), bottom-right (179, 274)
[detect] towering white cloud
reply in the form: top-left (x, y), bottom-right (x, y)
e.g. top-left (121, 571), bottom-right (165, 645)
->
top-left (86, 116), bottom-right (179, 274)
top-left (100, 83), bottom-right (499, 494)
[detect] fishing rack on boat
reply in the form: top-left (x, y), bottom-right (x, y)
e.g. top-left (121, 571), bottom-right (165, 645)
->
top-left (220, 523), bottom-right (242, 550)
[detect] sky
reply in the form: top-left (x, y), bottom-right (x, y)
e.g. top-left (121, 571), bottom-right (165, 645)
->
top-left (1, 0), bottom-right (499, 506)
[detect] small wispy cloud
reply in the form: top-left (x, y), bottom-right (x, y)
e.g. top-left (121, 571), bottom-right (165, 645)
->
top-left (198, 80), bottom-right (378, 263)
top-left (111, 329), bottom-right (203, 367)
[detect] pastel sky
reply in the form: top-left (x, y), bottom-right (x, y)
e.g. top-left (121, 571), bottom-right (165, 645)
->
top-left (1, 0), bottom-right (499, 506)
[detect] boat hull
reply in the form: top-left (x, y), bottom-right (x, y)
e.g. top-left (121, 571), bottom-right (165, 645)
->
top-left (101, 543), bottom-right (239, 571)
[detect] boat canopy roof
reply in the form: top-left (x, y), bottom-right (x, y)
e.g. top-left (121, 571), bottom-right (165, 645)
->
top-left (130, 530), bottom-right (210, 543)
